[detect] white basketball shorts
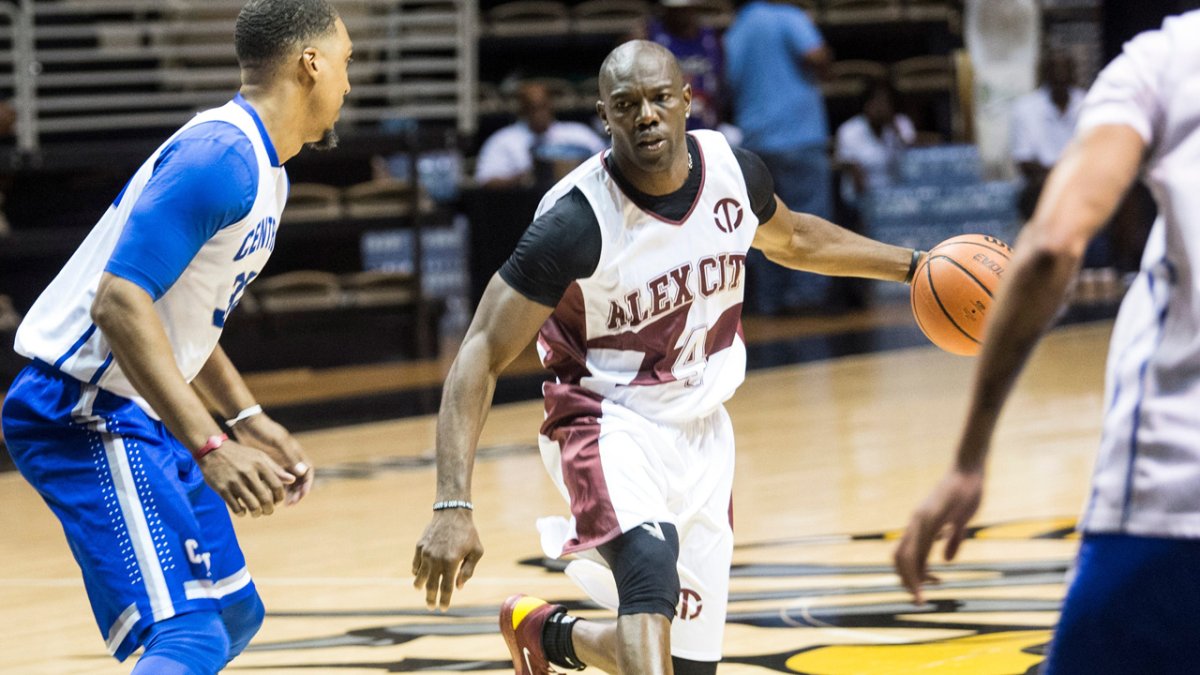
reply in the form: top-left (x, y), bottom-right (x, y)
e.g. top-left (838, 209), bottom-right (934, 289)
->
top-left (537, 399), bottom-right (736, 661)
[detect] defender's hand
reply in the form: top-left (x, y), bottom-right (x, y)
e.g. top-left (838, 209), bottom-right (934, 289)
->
top-left (232, 414), bottom-right (314, 505)
top-left (198, 441), bottom-right (295, 517)
top-left (893, 468), bottom-right (984, 605)
top-left (412, 509), bottom-right (484, 611)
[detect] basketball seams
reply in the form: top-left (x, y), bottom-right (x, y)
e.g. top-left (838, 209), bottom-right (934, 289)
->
top-left (924, 261), bottom-right (981, 347)
top-left (930, 255), bottom-right (996, 299)
top-left (911, 234), bottom-right (1011, 355)
top-left (931, 240), bottom-right (1012, 262)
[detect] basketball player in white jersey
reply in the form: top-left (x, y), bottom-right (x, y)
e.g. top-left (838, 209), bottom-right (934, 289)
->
top-left (412, 41), bottom-right (923, 674)
top-left (894, 11), bottom-right (1200, 673)
top-left (0, 1), bottom-right (351, 672)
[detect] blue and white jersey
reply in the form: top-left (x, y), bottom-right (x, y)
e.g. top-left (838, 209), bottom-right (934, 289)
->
top-left (14, 95), bottom-right (287, 414)
top-left (1076, 11), bottom-right (1200, 537)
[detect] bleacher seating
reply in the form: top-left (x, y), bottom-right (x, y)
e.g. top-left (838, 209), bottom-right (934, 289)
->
top-left (691, 0), bottom-right (736, 28)
top-left (861, 145), bottom-right (1023, 302)
top-left (823, 0), bottom-right (903, 25)
top-left (571, 0), bottom-right (650, 35)
top-left (891, 54), bottom-right (955, 94)
top-left (9, 0), bottom-right (476, 152)
top-left (821, 60), bottom-right (889, 100)
top-left (485, 1), bottom-right (571, 37)
top-left (343, 179), bottom-right (420, 219)
top-left (282, 183), bottom-right (344, 223)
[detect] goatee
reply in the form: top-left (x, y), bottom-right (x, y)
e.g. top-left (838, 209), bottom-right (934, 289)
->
top-left (306, 127), bottom-right (339, 151)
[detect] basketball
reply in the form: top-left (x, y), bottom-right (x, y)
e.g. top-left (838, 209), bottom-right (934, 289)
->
top-left (910, 234), bottom-right (1013, 356)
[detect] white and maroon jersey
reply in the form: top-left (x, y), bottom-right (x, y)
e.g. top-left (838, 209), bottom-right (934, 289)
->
top-left (1075, 11), bottom-right (1200, 537)
top-left (499, 130), bottom-right (777, 430)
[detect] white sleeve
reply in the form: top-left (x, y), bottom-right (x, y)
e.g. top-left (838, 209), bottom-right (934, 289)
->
top-left (1008, 98), bottom-right (1038, 163)
top-left (473, 128), bottom-right (522, 183)
top-left (895, 114), bottom-right (917, 144)
top-left (833, 119), bottom-right (858, 163)
top-left (568, 123), bottom-right (607, 154)
top-left (1077, 26), bottom-right (1171, 144)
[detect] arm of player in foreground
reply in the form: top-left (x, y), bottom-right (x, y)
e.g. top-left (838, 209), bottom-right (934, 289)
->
top-left (412, 273), bottom-right (554, 611)
top-left (893, 124), bottom-right (1147, 605)
top-left (751, 194), bottom-right (917, 282)
top-left (91, 273), bottom-right (294, 517)
top-left (192, 344), bottom-right (314, 505)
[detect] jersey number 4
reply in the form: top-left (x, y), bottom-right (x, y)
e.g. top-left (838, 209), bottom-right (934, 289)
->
top-left (672, 326), bottom-right (709, 387)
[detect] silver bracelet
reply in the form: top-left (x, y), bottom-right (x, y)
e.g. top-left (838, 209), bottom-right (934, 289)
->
top-left (432, 499), bottom-right (474, 511)
top-left (224, 404), bottom-right (264, 428)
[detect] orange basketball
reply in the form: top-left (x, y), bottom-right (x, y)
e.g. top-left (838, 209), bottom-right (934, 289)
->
top-left (910, 233), bottom-right (1013, 356)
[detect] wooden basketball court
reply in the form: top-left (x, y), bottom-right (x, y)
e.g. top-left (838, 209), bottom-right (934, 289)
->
top-left (0, 320), bottom-right (1111, 674)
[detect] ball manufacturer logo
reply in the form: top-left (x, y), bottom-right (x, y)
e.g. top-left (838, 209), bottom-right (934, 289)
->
top-left (713, 198), bottom-right (743, 233)
top-left (678, 588), bottom-right (703, 620)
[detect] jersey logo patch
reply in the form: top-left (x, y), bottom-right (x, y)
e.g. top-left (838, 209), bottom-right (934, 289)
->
top-left (678, 588), bottom-right (703, 620)
top-left (713, 198), bottom-right (743, 233)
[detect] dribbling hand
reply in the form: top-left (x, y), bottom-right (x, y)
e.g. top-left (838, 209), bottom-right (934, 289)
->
top-left (197, 440), bottom-right (295, 517)
top-left (412, 509), bottom-right (484, 611)
top-left (893, 468), bottom-right (984, 605)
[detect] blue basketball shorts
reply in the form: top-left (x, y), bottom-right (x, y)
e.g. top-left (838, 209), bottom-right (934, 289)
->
top-left (1, 361), bottom-right (256, 661)
top-left (1042, 532), bottom-right (1200, 674)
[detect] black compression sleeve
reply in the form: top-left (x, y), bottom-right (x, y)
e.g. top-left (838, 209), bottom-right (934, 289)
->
top-left (497, 187), bottom-right (603, 307)
top-left (732, 146), bottom-right (778, 223)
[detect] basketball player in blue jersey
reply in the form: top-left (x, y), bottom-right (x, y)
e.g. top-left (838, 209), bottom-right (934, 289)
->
top-left (894, 11), bottom-right (1200, 674)
top-left (0, 1), bottom-right (351, 672)
top-left (412, 41), bottom-right (924, 674)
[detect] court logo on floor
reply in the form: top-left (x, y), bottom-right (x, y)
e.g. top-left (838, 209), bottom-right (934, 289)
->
top-left (247, 517), bottom-right (1076, 674)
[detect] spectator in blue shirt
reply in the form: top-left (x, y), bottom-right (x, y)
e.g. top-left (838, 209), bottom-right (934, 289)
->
top-left (725, 0), bottom-right (836, 315)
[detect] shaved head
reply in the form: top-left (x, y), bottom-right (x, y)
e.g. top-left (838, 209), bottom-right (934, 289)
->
top-left (595, 39), bottom-right (693, 193)
top-left (599, 40), bottom-right (684, 98)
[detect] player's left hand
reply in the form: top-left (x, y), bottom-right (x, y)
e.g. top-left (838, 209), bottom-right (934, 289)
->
top-left (232, 413), bottom-right (314, 505)
top-left (892, 467), bottom-right (984, 605)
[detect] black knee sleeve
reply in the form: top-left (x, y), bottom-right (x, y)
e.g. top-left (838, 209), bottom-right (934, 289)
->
top-left (598, 521), bottom-right (680, 620)
top-left (672, 656), bottom-right (719, 675)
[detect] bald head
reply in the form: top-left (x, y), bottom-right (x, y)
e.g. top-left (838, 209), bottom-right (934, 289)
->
top-left (595, 39), bottom-right (693, 189)
top-left (599, 40), bottom-right (684, 98)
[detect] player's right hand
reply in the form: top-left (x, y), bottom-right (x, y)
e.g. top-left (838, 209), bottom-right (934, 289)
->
top-left (197, 441), bottom-right (295, 518)
top-left (893, 467), bottom-right (984, 605)
top-left (412, 509), bottom-right (484, 611)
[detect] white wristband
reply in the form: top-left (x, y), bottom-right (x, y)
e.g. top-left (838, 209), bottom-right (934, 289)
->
top-left (225, 404), bottom-right (264, 428)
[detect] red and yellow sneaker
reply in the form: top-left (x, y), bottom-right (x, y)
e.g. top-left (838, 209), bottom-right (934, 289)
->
top-left (499, 594), bottom-right (566, 674)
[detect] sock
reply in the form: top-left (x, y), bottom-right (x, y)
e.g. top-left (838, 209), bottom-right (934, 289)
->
top-left (541, 609), bottom-right (586, 670)
top-left (221, 592), bottom-right (266, 660)
top-left (131, 611), bottom-right (229, 675)
top-left (131, 655), bottom-right (197, 675)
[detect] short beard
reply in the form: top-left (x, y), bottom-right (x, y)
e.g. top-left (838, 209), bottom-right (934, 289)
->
top-left (306, 127), bottom-right (339, 151)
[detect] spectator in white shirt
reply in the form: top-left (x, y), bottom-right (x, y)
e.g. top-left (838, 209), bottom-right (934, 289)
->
top-left (1010, 52), bottom-right (1087, 214)
top-left (834, 79), bottom-right (916, 207)
top-left (474, 82), bottom-right (607, 189)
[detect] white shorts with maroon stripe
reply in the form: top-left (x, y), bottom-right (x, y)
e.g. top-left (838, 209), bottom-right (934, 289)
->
top-left (537, 400), bottom-right (735, 661)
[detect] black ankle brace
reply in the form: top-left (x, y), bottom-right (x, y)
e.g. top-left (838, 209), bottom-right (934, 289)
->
top-left (541, 609), bottom-right (586, 671)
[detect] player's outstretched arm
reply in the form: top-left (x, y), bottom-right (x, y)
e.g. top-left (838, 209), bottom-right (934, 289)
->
top-left (893, 123), bottom-right (1147, 604)
top-left (92, 273), bottom-right (295, 517)
top-left (193, 344), bottom-right (314, 505)
top-left (412, 274), bottom-right (554, 611)
top-left (751, 195), bottom-right (918, 282)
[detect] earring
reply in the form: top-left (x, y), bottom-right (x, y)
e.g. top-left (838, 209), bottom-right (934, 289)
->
top-left (604, 126), bottom-right (611, 135)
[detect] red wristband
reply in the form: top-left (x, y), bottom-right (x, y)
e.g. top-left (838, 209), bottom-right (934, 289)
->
top-left (194, 433), bottom-right (228, 460)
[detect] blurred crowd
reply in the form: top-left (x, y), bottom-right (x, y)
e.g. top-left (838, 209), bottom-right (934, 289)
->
top-left (469, 0), bottom-right (1112, 315)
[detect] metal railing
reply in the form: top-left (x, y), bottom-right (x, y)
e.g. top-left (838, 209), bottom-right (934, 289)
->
top-left (9, 0), bottom-right (478, 153)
